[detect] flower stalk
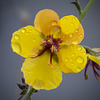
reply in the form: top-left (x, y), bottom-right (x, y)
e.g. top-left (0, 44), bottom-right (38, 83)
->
top-left (72, 0), bottom-right (95, 22)
top-left (23, 87), bottom-right (35, 100)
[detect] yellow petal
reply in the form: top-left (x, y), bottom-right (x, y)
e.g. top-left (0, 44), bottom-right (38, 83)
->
top-left (11, 25), bottom-right (42, 58)
top-left (57, 45), bottom-right (87, 73)
top-left (34, 9), bottom-right (59, 35)
top-left (58, 15), bottom-right (84, 45)
top-left (21, 51), bottom-right (62, 90)
top-left (87, 54), bottom-right (100, 66)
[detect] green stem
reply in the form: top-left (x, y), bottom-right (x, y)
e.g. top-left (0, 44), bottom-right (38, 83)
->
top-left (78, 0), bottom-right (95, 22)
top-left (71, 0), bottom-right (82, 15)
top-left (23, 87), bottom-right (35, 100)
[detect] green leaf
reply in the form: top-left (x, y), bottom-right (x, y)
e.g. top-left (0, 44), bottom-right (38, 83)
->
top-left (84, 46), bottom-right (100, 57)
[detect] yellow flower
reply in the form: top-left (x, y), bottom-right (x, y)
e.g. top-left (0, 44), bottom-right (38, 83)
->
top-left (84, 48), bottom-right (100, 81)
top-left (11, 9), bottom-right (87, 90)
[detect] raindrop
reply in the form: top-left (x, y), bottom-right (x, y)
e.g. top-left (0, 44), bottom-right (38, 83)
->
top-left (71, 64), bottom-right (73, 66)
top-left (71, 53), bottom-right (75, 57)
top-left (69, 34), bottom-right (73, 38)
top-left (77, 47), bottom-right (82, 51)
top-left (14, 35), bottom-right (20, 40)
top-left (72, 40), bottom-right (78, 44)
top-left (76, 56), bottom-right (84, 64)
top-left (32, 38), bottom-right (36, 42)
top-left (52, 21), bottom-right (57, 26)
top-left (80, 34), bottom-right (83, 38)
top-left (12, 43), bottom-right (21, 53)
top-left (75, 29), bottom-right (79, 33)
top-left (76, 67), bottom-right (81, 72)
top-left (29, 29), bottom-right (32, 33)
top-left (26, 32), bottom-right (29, 35)
top-left (83, 52), bottom-right (86, 55)
top-left (21, 28), bottom-right (26, 33)
top-left (64, 18), bottom-right (67, 21)
top-left (73, 18), bottom-right (76, 21)
top-left (70, 59), bottom-right (73, 62)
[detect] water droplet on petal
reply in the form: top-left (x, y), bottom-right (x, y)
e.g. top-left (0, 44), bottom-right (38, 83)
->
top-left (80, 34), bottom-right (83, 38)
top-left (52, 21), bottom-right (57, 26)
top-left (32, 38), bottom-right (36, 42)
top-left (26, 32), bottom-right (29, 35)
top-left (83, 52), bottom-right (86, 55)
top-left (75, 29), bottom-right (79, 33)
top-left (64, 18), bottom-right (67, 21)
top-left (70, 59), bottom-right (73, 62)
top-left (21, 28), bottom-right (26, 33)
top-left (69, 34), bottom-right (73, 38)
top-left (76, 67), bottom-right (81, 72)
top-left (71, 23), bottom-right (74, 26)
top-left (76, 56), bottom-right (84, 64)
top-left (29, 29), bottom-right (32, 33)
top-left (72, 40), bottom-right (78, 44)
top-left (71, 53), bottom-right (75, 57)
top-left (14, 35), bottom-right (20, 40)
top-left (12, 43), bottom-right (21, 53)
top-left (71, 64), bottom-right (73, 66)
top-left (77, 47), bottom-right (82, 51)
top-left (73, 18), bottom-right (76, 21)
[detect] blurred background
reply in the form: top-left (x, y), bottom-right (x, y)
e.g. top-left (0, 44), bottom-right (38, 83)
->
top-left (0, 0), bottom-right (100, 100)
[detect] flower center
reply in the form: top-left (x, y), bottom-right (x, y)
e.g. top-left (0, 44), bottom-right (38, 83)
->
top-left (30, 35), bottom-right (62, 67)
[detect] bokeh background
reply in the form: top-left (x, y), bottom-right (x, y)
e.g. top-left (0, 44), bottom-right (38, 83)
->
top-left (0, 0), bottom-right (100, 100)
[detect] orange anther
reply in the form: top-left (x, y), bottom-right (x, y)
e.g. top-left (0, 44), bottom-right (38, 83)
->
top-left (41, 41), bottom-right (46, 45)
top-left (51, 45), bottom-right (54, 53)
top-left (29, 55), bottom-right (38, 58)
top-left (48, 61), bottom-right (54, 68)
top-left (48, 40), bottom-right (51, 43)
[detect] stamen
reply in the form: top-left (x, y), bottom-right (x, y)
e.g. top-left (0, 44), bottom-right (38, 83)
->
top-left (48, 40), bottom-right (51, 43)
top-left (92, 61), bottom-right (100, 82)
top-left (48, 60), bottom-right (54, 68)
top-left (48, 45), bottom-right (54, 68)
top-left (84, 60), bottom-right (90, 80)
top-left (92, 62), bottom-right (99, 81)
top-left (51, 45), bottom-right (54, 53)
top-left (41, 41), bottom-right (46, 45)
top-left (30, 48), bottom-right (47, 58)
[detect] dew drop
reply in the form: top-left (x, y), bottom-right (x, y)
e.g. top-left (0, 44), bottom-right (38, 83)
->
top-left (71, 23), bottom-right (74, 26)
top-left (80, 34), bottom-right (83, 38)
top-left (76, 56), bottom-right (84, 64)
top-left (71, 53), bottom-right (75, 57)
top-left (21, 28), bottom-right (26, 33)
top-left (65, 59), bottom-right (68, 62)
top-left (69, 34), bottom-right (73, 38)
top-left (70, 59), bottom-right (73, 62)
top-left (72, 40), bottom-right (78, 44)
top-left (32, 38), bottom-right (36, 42)
top-left (14, 35), bottom-right (20, 40)
top-left (71, 64), bottom-right (73, 66)
top-left (26, 32), bottom-right (29, 35)
top-left (64, 18), bottom-right (67, 21)
top-left (75, 29), bottom-right (79, 33)
top-left (29, 29), bottom-right (32, 33)
top-left (73, 18), bottom-right (76, 21)
top-left (52, 21), bottom-right (57, 26)
top-left (83, 52), bottom-right (86, 55)
top-left (76, 67), bottom-right (81, 72)
top-left (12, 43), bottom-right (21, 53)
top-left (77, 47), bottom-right (82, 51)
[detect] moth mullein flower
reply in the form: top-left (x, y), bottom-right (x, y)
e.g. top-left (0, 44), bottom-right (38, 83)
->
top-left (11, 9), bottom-right (87, 90)
top-left (85, 48), bottom-right (100, 81)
